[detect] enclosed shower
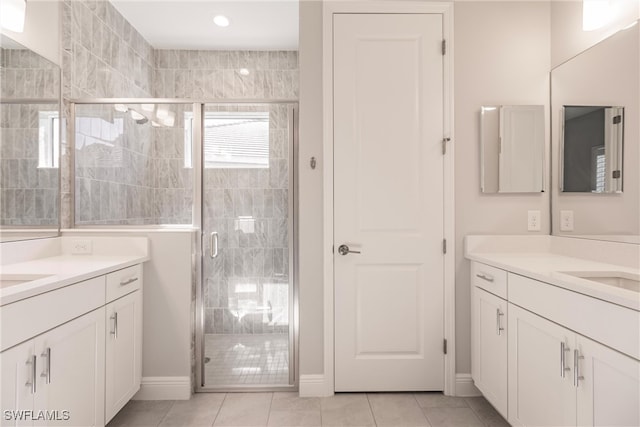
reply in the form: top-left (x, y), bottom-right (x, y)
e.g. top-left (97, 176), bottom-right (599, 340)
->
top-left (72, 100), bottom-right (297, 391)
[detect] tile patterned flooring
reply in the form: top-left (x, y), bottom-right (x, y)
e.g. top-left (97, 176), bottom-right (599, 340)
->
top-left (204, 334), bottom-right (290, 386)
top-left (107, 392), bottom-right (510, 427)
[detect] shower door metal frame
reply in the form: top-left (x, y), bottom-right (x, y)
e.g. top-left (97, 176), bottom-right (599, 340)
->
top-left (195, 101), bottom-right (299, 393)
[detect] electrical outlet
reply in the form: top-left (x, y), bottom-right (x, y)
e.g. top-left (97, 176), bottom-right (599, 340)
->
top-left (527, 210), bottom-right (541, 231)
top-left (71, 239), bottom-right (92, 254)
top-left (560, 210), bottom-right (574, 231)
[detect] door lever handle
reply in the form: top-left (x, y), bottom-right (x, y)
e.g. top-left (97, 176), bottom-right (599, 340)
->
top-left (338, 244), bottom-right (361, 256)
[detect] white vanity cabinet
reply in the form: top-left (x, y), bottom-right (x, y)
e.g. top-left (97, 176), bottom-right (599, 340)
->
top-left (104, 266), bottom-right (143, 423)
top-left (471, 263), bottom-right (508, 418)
top-left (0, 264), bottom-right (144, 427)
top-left (470, 260), bottom-right (640, 427)
top-left (0, 309), bottom-right (106, 427)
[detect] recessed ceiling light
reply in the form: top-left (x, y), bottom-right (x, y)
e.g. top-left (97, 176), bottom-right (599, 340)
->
top-left (213, 15), bottom-right (230, 27)
top-left (130, 110), bottom-right (145, 121)
top-left (239, 68), bottom-right (250, 76)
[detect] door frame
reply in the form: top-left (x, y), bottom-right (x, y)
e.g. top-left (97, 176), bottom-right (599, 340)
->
top-left (322, 1), bottom-right (455, 395)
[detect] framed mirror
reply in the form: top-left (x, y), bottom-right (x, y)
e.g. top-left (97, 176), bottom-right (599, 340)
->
top-left (480, 105), bottom-right (545, 193)
top-left (0, 34), bottom-right (61, 242)
top-left (561, 105), bottom-right (624, 193)
top-left (551, 22), bottom-right (639, 243)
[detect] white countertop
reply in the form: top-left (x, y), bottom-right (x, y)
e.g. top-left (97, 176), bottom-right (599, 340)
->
top-left (0, 253), bottom-right (150, 306)
top-left (466, 251), bottom-right (640, 311)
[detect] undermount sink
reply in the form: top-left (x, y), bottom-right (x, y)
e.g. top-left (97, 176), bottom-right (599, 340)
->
top-left (560, 271), bottom-right (640, 293)
top-left (0, 274), bottom-right (54, 289)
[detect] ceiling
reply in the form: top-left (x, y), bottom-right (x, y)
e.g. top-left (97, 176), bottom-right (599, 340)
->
top-left (109, 0), bottom-right (299, 51)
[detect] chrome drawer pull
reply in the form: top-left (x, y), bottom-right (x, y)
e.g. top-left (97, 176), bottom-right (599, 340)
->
top-left (574, 349), bottom-right (584, 387)
top-left (40, 347), bottom-right (51, 384)
top-left (111, 312), bottom-right (118, 339)
top-left (476, 273), bottom-right (495, 282)
top-left (25, 355), bottom-right (36, 394)
top-left (496, 309), bottom-right (505, 335)
top-left (120, 277), bottom-right (138, 286)
top-left (560, 342), bottom-right (571, 378)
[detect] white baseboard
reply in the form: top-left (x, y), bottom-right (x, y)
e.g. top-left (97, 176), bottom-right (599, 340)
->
top-left (299, 374), bottom-right (333, 397)
top-left (133, 376), bottom-right (191, 400)
top-left (455, 373), bottom-right (481, 397)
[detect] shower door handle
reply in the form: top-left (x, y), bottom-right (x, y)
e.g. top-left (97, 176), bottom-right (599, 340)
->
top-left (210, 232), bottom-right (219, 258)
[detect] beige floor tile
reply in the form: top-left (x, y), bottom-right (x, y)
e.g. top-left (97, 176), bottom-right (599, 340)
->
top-left (414, 393), bottom-right (469, 409)
top-left (422, 407), bottom-right (484, 427)
top-left (464, 397), bottom-right (509, 427)
top-left (268, 392), bottom-right (321, 426)
top-left (367, 393), bottom-right (430, 426)
top-left (159, 393), bottom-right (226, 427)
top-left (107, 400), bottom-right (175, 427)
top-left (320, 394), bottom-right (375, 427)
top-left (213, 393), bottom-right (273, 427)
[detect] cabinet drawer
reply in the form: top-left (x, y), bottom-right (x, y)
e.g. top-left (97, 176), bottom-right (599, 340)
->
top-left (0, 276), bottom-right (105, 352)
top-left (106, 265), bottom-right (142, 303)
top-left (471, 262), bottom-right (507, 299)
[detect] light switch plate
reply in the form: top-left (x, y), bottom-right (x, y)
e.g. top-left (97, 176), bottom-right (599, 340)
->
top-left (527, 210), bottom-right (541, 231)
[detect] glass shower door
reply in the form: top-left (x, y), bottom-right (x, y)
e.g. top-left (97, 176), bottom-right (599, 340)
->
top-left (200, 103), bottom-right (295, 389)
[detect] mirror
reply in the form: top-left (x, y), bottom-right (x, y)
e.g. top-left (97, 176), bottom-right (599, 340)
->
top-left (551, 22), bottom-right (639, 243)
top-left (561, 106), bottom-right (624, 193)
top-left (0, 34), bottom-right (61, 242)
top-left (480, 105), bottom-right (545, 193)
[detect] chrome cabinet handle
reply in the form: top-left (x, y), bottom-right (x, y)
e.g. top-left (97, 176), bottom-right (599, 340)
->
top-left (574, 349), bottom-right (584, 387)
top-left (111, 312), bottom-right (118, 339)
top-left (120, 277), bottom-right (138, 286)
top-left (496, 309), bottom-right (505, 335)
top-left (476, 273), bottom-right (495, 282)
top-left (40, 347), bottom-right (51, 384)
top-left (560, 342), bottom-right (571, 378)
top-left (25, 355), bottom-right (36, 394)
top-left (338, 244), bottom-right (361, 256)
top-left (210, 232), bottom-right (219, 258)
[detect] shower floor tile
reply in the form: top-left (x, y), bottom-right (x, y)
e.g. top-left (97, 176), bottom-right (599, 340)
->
top-left (204, 333), bottom-right (290, 387)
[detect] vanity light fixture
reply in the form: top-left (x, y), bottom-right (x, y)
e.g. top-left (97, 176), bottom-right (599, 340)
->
top-left (582, 0), bottom-right (612, 31)
top-left (213, 15), bottom-right (230, 27)
top-left (130, 110), bottom-right (144, 121)
top-left (0, 0), bottom-right (26, 33)
top-left (114, 104), bottom-right (129, 113)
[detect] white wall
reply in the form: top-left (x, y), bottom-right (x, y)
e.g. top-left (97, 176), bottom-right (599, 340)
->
top-left (1, 0), bottom-right (60, 65)
top-left (453, 1), bottom-right (551, 374)
top-left (298, 0), bottom-right (325, 376)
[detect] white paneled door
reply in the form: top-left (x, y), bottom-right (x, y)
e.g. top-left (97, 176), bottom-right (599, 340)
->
top-left (333, 13), bottom-right (445, 391)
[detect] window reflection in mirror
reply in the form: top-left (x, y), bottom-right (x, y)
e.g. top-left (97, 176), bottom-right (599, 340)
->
top-left (561, 106), bottom-right (624, 193)
top-left (480, 105), bottom-right (545, 193)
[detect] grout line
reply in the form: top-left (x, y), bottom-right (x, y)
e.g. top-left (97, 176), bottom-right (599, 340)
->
top-left (464, 397), bottom-right (491, 427)
top-left (154, 400), bottom-right (176, 427)
top-left (365, 393), bottom-right (378, 427)
top-left (265, 392), bottom-right (275, 426)
top-left (411, 393), bottom-right (433, 427)
top-left (211, 392), bottom-right (228, 427)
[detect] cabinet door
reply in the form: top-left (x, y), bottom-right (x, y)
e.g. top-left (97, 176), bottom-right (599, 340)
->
top-left (1, 341), bottom-right (35, 427)
top-left (576, 335), bottom-right (640, 426)
top-left (33, 308), bottom-right (105, 427)
top-left (472, 287), bottom-right (508, 418)
top-left (508, 304), bottom-right (576, 426)
top-left (105, 291), bottom-right (142, 423)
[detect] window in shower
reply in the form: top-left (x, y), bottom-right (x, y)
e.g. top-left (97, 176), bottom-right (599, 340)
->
top-left (73, 103), bottom-right (195, 225)
top-left (184, 111), bottom-right (269, 169)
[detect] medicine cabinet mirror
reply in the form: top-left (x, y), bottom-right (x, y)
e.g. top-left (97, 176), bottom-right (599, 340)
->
top-left (0, 34), bottom-right (61, 243)
top-left (561, 106), bottom-right (624, 193)
top-left (480, 105), bottom-right (545, 193)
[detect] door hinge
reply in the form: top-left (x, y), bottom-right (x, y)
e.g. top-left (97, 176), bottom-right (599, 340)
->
top-left (613, 115), bottom-right (622, 124)
top-left (442, 239), bottom-right (447, 254)
top-left (442, 40), bottom-right (446, 55)
top-left (443, 339), bottom-right (448, 354)
top-left (612, 170), bottom-right (621, 179)
top-left (442, 137), bottom-right (450, 155)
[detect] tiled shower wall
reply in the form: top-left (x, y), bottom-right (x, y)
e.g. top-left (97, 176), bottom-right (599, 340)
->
top-left (61, 0), bottom-right (154, 228)
top-left (0, 48), bottom-right (60, 226)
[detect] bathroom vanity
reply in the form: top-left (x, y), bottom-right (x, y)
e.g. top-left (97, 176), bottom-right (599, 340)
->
top-left (466, 235), bottom-right (640, 427)
top-left (0, 237), bottom-right (149, 427)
